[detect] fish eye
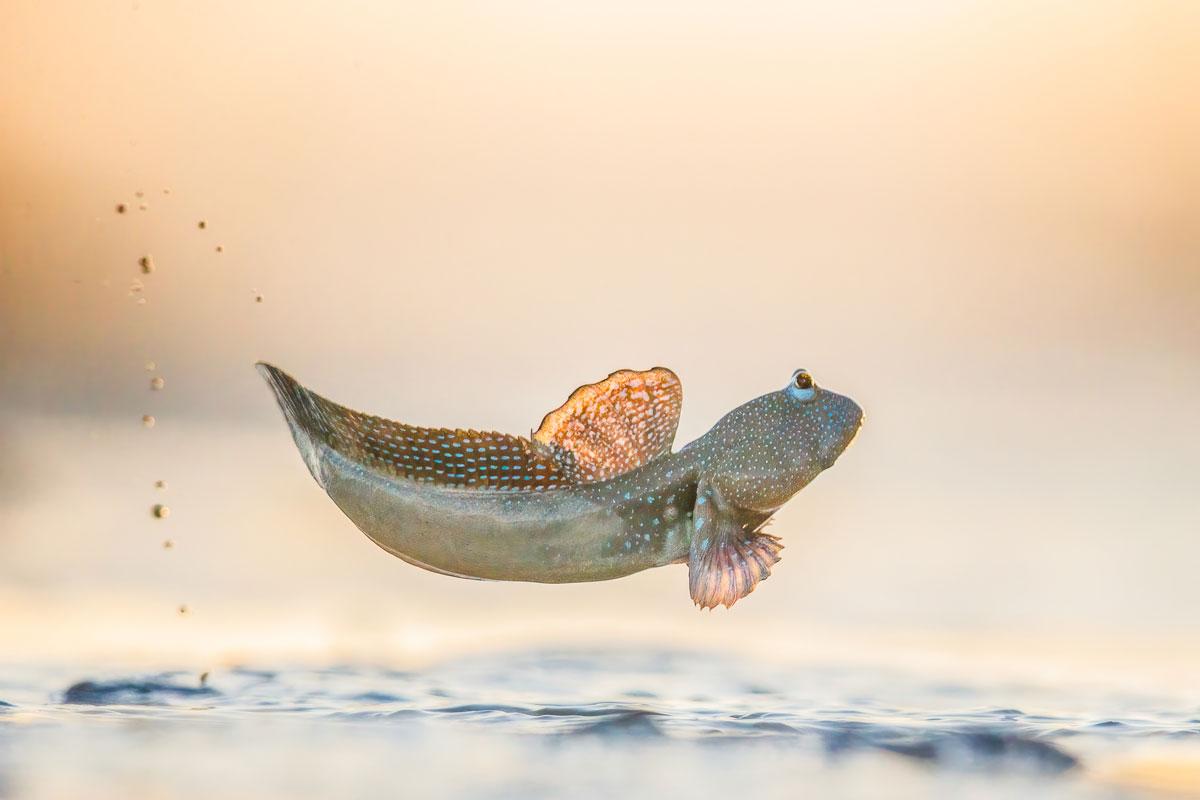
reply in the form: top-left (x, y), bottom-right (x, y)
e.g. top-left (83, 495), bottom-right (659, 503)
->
top-left (787, 369), bottom-right (816, 401)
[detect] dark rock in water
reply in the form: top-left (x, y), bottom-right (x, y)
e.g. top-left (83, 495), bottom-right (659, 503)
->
top-left (62, 679), bottom-right (218, 705)
top-left (532, 704), bottom-right (661, 719)
top-left (820, 726), bottom-right (880, 756)
top-left (817, 723), bottom-right (1076, 773)
top-left (436, 703), bottom-right (532, 716)
top-left (877, 729), bottom-right (1078, 773)
top-left (436, 702), bottom-right (657, 719)
top-left (571, 710), bottom-right (664, 738)
top-left (229, 667), bottom-right (277, 680)
top-left (351, 691), bottom-right (406, 704)
top-left (949, 730), bottom-right (1078, 772)
top-left (876, 738), bottom-right (939, 761)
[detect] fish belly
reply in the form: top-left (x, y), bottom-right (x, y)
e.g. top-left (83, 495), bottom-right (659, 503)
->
top-left (317, 448), bottom-right (669, 583)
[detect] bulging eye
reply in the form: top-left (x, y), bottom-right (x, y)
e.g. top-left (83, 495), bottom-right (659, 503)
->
top-left (787, 369), bottom-right (816, 401)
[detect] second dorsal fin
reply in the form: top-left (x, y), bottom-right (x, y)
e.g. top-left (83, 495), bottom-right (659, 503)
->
top-left (532, 367), bottom-right (683, 484)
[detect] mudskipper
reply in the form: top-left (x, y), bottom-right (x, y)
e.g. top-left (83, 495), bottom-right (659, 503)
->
top-left (259, 364), bottom-right (862, 608)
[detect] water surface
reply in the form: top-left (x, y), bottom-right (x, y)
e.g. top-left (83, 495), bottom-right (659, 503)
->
top-left (2, 649), bottom-right (1196, 798)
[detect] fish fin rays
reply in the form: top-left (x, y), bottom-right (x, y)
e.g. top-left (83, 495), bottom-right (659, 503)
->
top-left (257, 362), bottom-right (333, 486)
top-left (687, 482), bottom-right (783, 610)
top-left (257, 362), bottom-right (568, 491)
top-left (688, 530), bottom-right (783, 609)
top-left (532, 367), bottom-right (683, 483)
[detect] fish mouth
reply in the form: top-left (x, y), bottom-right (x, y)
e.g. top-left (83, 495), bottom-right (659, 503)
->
top-left (844, 411), bottom-right (864, 451)
top-left (822, 410), bottom-right (863, 468)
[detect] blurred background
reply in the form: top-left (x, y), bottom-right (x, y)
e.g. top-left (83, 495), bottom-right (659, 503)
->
top-left (1, 1), bottom-right (1197, 687)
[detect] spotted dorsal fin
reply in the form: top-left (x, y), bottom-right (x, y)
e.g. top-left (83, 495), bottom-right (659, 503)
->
top-left (258, 363), bottom-right (569, 491)
top-left (532, 367), bottom-right (682, 484)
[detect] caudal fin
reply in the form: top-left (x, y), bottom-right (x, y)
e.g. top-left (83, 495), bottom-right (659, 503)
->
top-left (257, 362), bottom-right (573, 491)
top-left (256, 362), bottom-right (334, 485)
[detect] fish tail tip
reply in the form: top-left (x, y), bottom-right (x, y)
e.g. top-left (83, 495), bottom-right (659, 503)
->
top-left (255, 360), bottom-right (283, 380)
top-left (256, 362), bottom-right (301, 399)
top-left (256, 362), bottom-right (329, 487)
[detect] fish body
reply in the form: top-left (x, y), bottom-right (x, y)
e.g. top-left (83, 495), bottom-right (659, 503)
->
top-left (259, 363), bottom-right (861, 608)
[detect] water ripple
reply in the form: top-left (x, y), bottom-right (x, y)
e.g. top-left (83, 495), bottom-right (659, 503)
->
top-left (2, 650), bottom-right (1196, 799)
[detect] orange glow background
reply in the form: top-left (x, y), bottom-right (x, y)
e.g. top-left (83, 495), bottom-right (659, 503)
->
top-left (1, 1), bottom-right (1197, 684)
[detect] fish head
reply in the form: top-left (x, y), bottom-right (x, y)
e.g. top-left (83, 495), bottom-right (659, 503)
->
top-left (703, 368), bottom-right (863, 511)
top-left (784, 368), bottom-right (863, 471)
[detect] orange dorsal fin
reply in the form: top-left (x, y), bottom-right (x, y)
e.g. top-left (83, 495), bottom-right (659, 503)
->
top-left (532, 367), bottom-right (683, 484)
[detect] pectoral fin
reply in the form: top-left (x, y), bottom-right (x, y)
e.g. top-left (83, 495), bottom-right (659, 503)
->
top-left (688, 481), bottom-right (783, 609)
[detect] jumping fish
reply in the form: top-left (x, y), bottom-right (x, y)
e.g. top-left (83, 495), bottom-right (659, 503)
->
top-left (258, 363), bottom-right (862, 609)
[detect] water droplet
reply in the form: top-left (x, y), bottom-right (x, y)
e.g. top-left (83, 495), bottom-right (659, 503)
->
top-left (162, 539), bottom-right (174, 549)
top-left (178, 604), bottom-right (189, 615)
top-left (139, 255), bottom-right (154, 274)
top-left (255, 294), bottom-right (264, 303)
top-left (215, 245), bottom-right (224, 253)
top-left (154, 479), bottom-right (167, 490)
top-left (115, 203), bottom-right (127, 214)
top-left (145, 360), bottom-right (156, 371)
top-left (142, 414), bottom-right (155, 428)
top-left (197, 220), bottom-right (207, 230)
top-left (163, 188), bottom-right (171, 194)
top-left (135, 190), bottom-right (144, 198)
top-left (152, 503), bottom-right (170, 519)
top-left (150, 376), bottom-right (165, 390)
top-left (138, 203), bottom-right (148, 211)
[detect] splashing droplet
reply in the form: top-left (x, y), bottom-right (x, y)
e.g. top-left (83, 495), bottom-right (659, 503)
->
top-left (152, 504), bottom-right (170, 519)
top-left (150, 376), bottom-right (165, 390)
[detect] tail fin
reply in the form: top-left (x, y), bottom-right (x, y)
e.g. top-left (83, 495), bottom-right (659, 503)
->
top-left (257, 362), bottom-right (333, 486)
top-left (257, 362), bottom-right (569, 492)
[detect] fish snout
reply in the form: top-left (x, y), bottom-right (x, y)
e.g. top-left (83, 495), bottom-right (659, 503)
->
top-left (818, 392), bottom-right (863, 468)
top-left (849, 398), bottom-right (864, 434)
